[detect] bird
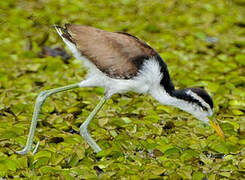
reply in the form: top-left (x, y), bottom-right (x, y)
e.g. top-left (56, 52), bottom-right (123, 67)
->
top-left (17, 24), bottom-right (225, 155)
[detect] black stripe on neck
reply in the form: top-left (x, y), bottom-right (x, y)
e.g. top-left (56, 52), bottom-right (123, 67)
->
top-left (155, 54), bottom-right (175, 94)
top-left (155, 55), bottom-right (212, 111)
top-left (171, 88), bottom-right (212, 111)
top-left (172, 89), bottom-right (208, 111)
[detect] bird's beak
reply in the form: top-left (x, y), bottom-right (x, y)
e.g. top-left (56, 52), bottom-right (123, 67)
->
top-left (209, 117), bottom-right (225, 140)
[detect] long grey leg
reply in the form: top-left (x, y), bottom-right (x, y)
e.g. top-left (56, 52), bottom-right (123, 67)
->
top-left (80, 97), bottom-right (107, 153)
top-left (16, 83), bottom-right (80, 155)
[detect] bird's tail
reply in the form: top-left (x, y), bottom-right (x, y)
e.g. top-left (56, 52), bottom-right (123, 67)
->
top-left (53, 24), bottom-right (80, 60)
top-left (53, 24), bottom-right (75, 44)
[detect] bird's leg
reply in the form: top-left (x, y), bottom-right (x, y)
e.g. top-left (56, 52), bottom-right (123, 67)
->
top-left (16, 83), bottom-right (80, 155)
top-left (79, 97), bottom-right (107, 153)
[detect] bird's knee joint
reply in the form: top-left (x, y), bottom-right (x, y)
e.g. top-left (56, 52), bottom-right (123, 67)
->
top-left (80, 126), bottom-right (88, 137)
top-left (36, 90), bottom-right (49, 103)
top-left (104, 90), bottom-right (114, 99)
top-left (39, 90), bottom-right (48, 97)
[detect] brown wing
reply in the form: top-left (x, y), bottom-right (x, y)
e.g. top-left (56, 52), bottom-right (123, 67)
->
top-left (65, 24), bottom-right (157, 79)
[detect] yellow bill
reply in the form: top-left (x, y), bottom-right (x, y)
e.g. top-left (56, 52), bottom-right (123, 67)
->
top-left (209, 118), bottom-right (225, 140)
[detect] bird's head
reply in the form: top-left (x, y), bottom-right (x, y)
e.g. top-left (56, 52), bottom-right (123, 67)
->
top-left (172, 87), bottom-right (225, 140)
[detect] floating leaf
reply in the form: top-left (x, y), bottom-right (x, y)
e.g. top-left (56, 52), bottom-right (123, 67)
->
top-left (33, 157), bottom-right (50, 169)
top-left (34, 150), bottom-right (52, 160)
top-left (1, 0), bottom-right (244, 178)
top-left (211, 142), bottom-right (229, 154)
top-left (164, 147), bottom-right (181, 158)
top-left (192, 171), bottom-right (205, 180)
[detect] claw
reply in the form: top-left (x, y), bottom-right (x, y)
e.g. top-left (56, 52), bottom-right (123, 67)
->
top-left (16, 147), bottom-right (29, 155)
top-left (33, 141), bottom-right (40, 154)
top-left (16, 141), bottom-right (40, 155)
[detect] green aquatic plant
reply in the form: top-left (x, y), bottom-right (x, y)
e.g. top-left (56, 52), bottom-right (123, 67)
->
top-left (0, 0), bottom-right (244, 179)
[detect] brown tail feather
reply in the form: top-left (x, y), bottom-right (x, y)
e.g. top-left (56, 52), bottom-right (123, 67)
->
top-left (54, 24), bottom-right (75, 44)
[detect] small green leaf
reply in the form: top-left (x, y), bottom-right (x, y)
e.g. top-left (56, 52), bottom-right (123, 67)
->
top-left (192, 171), bottom-right (205, 180)
top-left (219, 171), bottom-right (231, 177)
top-left (211, 143), bottom-right (229, 154)
top-left (34, 150), bottom-right (52, 160)
top-left (109, 130), bottom-right (118, 137)
top-left (164, 147), bottom-right (181, 158)
top-left (68, 154), bottom-right (79, 167)
top-left (33, 157), bottom-right (50, 168)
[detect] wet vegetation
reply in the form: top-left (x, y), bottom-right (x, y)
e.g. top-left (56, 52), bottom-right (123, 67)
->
top-left (0, 0), bottom-right (244, 179)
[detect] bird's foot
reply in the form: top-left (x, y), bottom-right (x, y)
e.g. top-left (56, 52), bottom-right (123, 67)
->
top-left (16, 142), bottom-right (40, 155)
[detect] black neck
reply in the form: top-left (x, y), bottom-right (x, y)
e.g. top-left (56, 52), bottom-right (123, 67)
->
top-left (171, 88), bottom-right (198, 105)
top-left (156, 54), bottom-right (211, 111)
top-left (172, 88), bottom-right (213, 112)
top-left (155, 55), bottom-right (213, 113)
top-left (155, 54), bottom-right (175, 94)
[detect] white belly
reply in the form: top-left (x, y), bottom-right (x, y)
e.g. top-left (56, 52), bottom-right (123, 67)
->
top-left (79, 57), bottom-right (163, 98)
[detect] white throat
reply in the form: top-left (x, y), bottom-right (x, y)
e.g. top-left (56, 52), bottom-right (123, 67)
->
top-left (149, 86), bottom-right (209, 123)
top-left (150, 86), bottom-right (188, 109)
